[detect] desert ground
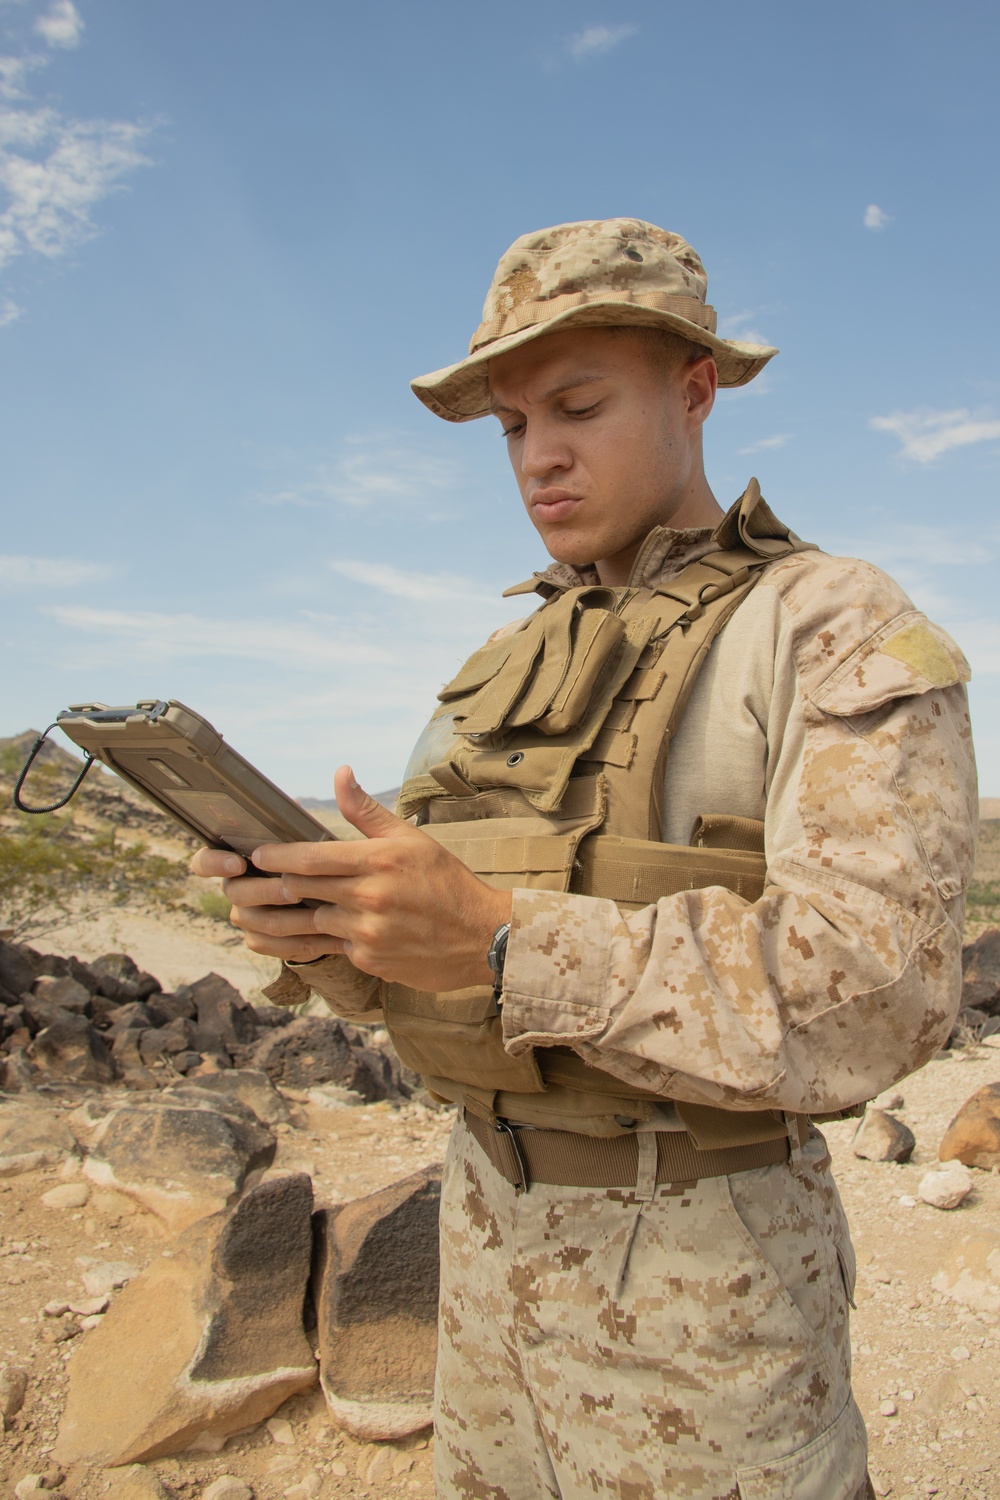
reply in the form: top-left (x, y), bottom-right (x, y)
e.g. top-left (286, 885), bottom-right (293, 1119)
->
top-left (1, 744), bottom-right (998, 1500)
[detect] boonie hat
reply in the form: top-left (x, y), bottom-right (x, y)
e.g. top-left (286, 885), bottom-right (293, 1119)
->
top-left (411, 217), bottom-right (777, 422)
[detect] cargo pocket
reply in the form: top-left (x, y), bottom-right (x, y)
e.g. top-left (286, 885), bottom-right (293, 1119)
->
top-left (736, 1396), bottom-right (868, 1499)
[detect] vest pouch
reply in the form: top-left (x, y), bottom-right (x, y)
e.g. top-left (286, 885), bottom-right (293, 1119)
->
top-left (535, 609), bottom-right (626, 735)
top-left (384, 987), bottom-right (546, 1095)
top-left (574, 833), bottom-right (767, 909)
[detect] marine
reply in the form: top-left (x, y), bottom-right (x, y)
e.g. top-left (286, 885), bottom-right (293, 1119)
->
top-left (193, 218), bottom-right (978, 1498)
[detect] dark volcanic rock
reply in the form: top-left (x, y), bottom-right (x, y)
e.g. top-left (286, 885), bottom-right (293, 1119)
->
top-left (156, 989), bottom-right (197, 1023)
top-left (138, 1018), bottom-right (198, 1063)
top-left (961, 930), bottom-right (1000, 1016)
top-left (190, 974), bottom-right (258, 1056)
top-left (105, 1001), bottom-right (160, 1035)
top-left (85, 1090), bottom-right (275, 1229)
top-left (90, 954), bottom-right (162, 1004)
top-left (27, 1014), bottom-right (115, 1084)
top-left (853, 1108), bottom-right (916, 1163)
top-left (172, 1068), bottom-right (290, 1126)
top-left (32, 976), bottom-right (93, 1015)
top-left (312, 1165), bottom-right (441, 1439)
top-left (251, 1016), bottom-right (392, 1100)
top-left (0, 940), bottom-right (39, 999)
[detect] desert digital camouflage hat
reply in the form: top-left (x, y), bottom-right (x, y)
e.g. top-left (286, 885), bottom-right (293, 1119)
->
top-left (411, 217), bottom-right (777, 422)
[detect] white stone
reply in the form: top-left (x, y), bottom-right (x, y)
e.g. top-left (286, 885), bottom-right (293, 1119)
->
top-left (950, 1345), bottom-right (971, 1360)
top-left (266, 1416), bottom-right (295, 1445)
top-left (79, 1260), bottom-right (138, 1297)
top-left (898, 1194), bottom-right (918, 1208)
top-left (41, 1182), bottom-right (90, 1211)
top-left (186, 1431), bottom-right (228, 1453)
top-left (67, 1295), bottom-right (109, 1317)
top-left (879, 1399), bottom-right (898, 1417)
top-left (202, 1478), bottom-right (253, 1500)
top-left (918, 1162), bottom-right (973, 1210)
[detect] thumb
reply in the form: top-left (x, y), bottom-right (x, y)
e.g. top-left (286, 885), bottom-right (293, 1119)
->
top-left (334, 765), bottom-right (414, 841)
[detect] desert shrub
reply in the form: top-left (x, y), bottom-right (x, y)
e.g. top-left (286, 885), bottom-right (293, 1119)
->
top-left (196, 888), bottom-right (233, 923)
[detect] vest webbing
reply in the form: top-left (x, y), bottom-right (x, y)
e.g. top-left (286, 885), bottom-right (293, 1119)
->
top-left (383, 486), bottom-right (837, 1142)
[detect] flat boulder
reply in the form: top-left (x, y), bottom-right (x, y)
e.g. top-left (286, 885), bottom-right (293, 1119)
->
top-left (84, 1091), bottom-right (275, 1230)
top-left (54, 1174), bottom-right (317, 1464)
top-left (939, 1083), bottom-right (1000, 1169)
top-left (313, 1164), bottom-right (440, 1440)
top-left (27, 1015), bottom-right (115, 1085)
top-left (168, 1068), bottom-right (290, 1127)
top-left (251, 1016), bottom-right (392, 1100)
top-left (0, 1100), bottom-right (76, 1176)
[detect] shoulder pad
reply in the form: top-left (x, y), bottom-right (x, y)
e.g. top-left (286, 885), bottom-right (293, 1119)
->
top-left (810, 611), bottom-right (971, 716)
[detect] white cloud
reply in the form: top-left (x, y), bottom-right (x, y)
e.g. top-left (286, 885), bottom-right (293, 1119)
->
top-left (717, 309), bottom-right (774, 348)
top-left (870, 407), bottom-right (1000, 464)
top-left (568, 23), bottom-right (636, 61)
top-left (34, 0), bottom-right (82, 48)
top-left (0, 292), bottom-right (20, 323)
top-left (0, 553), bottom-right (115, 586)
top-left (0, 107), bottom-right (151, 273)
top-left (257, 435), bottom-right (460, 511)
top-left (738, 433), bottom-right (790, 456)
top-left (0, 5), bottom-right (152, 305)
top-left (864, 203), bottom-right (891, 232)
top-left (327, 559), bottom-right (486, 605)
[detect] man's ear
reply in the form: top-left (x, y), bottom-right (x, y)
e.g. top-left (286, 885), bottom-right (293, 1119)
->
top-left (684, 354), bottom-right (718, 427)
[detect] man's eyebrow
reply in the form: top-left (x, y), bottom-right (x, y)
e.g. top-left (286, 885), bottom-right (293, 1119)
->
top-left (489, 372), bottom-right (609, 416)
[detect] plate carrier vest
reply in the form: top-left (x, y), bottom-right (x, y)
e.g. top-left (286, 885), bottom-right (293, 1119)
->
top-left (384, 485), bottom-right (854, 1151)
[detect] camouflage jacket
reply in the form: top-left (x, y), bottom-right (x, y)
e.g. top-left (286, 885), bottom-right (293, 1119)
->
top-left (276, 518), bottom-right (978, 1116)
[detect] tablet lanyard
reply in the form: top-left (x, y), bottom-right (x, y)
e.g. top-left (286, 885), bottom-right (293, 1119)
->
top-left (12, 724), bottom-right (97, 814)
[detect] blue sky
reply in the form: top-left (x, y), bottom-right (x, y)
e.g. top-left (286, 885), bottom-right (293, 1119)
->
top-left (2, 0), bottom-right (998, 796)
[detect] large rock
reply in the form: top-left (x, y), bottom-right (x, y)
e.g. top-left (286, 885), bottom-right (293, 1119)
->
top-left (168, 1069), bottom-right (290, 1127)
top-left (961, 930), bottom-right (1000, 1015)
top-left (931, 1231), bottom-right (1000, 1313)
top-left (190, 974), bottom-right (258, 1058)
top-left (90, 953), bottom-right (161, 1004)
top-left (84, 1091), bottom-right (275, 1230)
top-left (54, 1174), bottom-right (317, 1463)
top-left (939, 1083), bottom-right (1000, 1169)
top-left (312, 1164), bottom-right (440, 1440)
top-left (0, 1100), bottom-right (76, 1176)
top-left (852, 1108), bottom-right (915, 1163)
top-left (31, 976), bottom-right (92, 1015)
top-left (27, 1014), bottom-right (115, 1084)
top-left (0, 940), bottom-right (39, 1001)
top-left (252, 1016), bottom-right (392, 1100)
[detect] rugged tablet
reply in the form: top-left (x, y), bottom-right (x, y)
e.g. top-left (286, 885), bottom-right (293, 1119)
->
top-left (43, 699), bottom-right (335, 862)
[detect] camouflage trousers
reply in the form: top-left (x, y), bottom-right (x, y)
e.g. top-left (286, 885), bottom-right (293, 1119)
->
top-left (434, 1116), bottom-right (870, 1500)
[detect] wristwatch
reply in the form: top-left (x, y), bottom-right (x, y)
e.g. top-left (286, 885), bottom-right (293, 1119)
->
top-left (487, 922), bottom-right (511, 1002)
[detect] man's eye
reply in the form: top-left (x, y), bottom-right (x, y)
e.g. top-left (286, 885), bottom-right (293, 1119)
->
top-left (502, 422), bottom-right (524, 439)
top-left (566, 404), bottom-right (598, 419)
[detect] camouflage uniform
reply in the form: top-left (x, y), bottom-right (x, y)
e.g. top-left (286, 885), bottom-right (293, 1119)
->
top-left (275, 221), bottom-right (978, 1497)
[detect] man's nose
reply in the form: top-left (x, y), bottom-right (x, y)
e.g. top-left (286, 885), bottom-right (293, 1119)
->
top-left (520, 420), bottom-right (571, 479)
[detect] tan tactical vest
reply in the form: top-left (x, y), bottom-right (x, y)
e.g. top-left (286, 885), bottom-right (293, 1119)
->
top-left (384, 484), bottom-right (838, 1148)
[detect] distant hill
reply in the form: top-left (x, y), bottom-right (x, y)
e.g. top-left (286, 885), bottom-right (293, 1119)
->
top-left (981, 799), bottom-right (1000, 822)
top-left (300, 789), bottom-right (400, 812)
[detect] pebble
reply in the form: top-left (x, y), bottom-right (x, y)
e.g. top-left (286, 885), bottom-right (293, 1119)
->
top-left (40, 1182), bottom-right (90, 1211)
top-left (879, 1399), bottom-right (898, 1416)
top-left (266, 1417), bottom-right (295, 1445)
top-left (264, 1457), bottom-right (296, 1476)
top-left (366, 1449), bottom-right (395, 1486)
top-left (918, 1162), bottom-right (973, 1210)
top-left (899, 1194), bottom-right (918, 1207)
top-left (283, 1475), bottom-right (321, 1500)
top-left (202, 1479), bottom-right (253, 1500)
top-left (950, 1345), bottom-right (972, 1360)
top-left (0, 1365), bottom-right (29, 1419)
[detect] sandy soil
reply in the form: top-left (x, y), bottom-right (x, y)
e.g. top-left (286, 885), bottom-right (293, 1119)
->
top-left (1, 1043), bottom-right (998, 1499)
